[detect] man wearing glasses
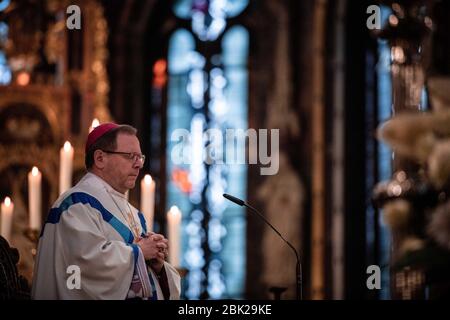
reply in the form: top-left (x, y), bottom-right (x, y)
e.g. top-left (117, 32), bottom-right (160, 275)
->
top-left (32, 123), bottom-right (180, 300)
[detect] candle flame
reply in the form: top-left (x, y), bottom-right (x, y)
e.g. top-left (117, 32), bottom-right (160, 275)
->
top-left (89, 119), bottom-right (100, 133)
top-left (4, 197), bottom-right (11, 207)
top-left (389, 14), bottom-right (398, 26)
top-left (169, 206), bottom-right (181, 218)
top-left (144, 174), bottom-right (153, 185)
top-left (63, 141), bottom-right (72, 151)
top-left (31, 166), bottom-right (39, 176)
top-left (92, 118), bottom-right (100, 128)
top-left (17, 71), bottom-right (30, 86)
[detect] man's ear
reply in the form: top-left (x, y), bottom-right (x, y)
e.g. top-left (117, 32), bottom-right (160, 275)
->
top-left (93, 149), bottom-right (106, 169)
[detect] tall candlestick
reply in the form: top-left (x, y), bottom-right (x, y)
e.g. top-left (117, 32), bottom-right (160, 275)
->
top-left (1, 197), bottom-right (14, 242)
top-left (167, 206), bottom-right (182, 267)
top-left (59, 141), bottom-right (74, 195)
top-left (140, 175), bottom-right (155, 232)
top-left (28, 166), bottom-right (42, 230)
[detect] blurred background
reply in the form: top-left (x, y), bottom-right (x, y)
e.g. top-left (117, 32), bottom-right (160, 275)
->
top-left (1, 0), bottom-right (450, 300)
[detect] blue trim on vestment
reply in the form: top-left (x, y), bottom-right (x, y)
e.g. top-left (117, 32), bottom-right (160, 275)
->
top-left (148, 271), bottom-right (158, 300)
top-left (130, 243), bottom-right (140, 264)
top-left (41, 192), bottom-right (134, 244)
top-left (138, 211), bottom-right (148, 234)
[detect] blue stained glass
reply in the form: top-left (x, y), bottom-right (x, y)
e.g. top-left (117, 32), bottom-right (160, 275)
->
top-left (0, 22), bottom-right (8, 43)
top-left (222, 0), bottom-right (249, 18)
top-left (0, 20), bottom-right (11, 85)
top-left (173, 0), bottom-right (248, 41)
top-left (168, 29), bottom-right (196, 74)
top-left (223, 26), bottom-right (249, 66)
top-left (0, 51), bottom-right (11, 85)
top-left (167, 23), bottom-right (249, 299)
top-left (217, 25), bottom-right (248, 299)
top-left (0, 0), bottom-right (10, 12)
top-left (173, 0), bottom-right (193, 19)
top-left (375, 5), bottom-right (393, 300)
top-left (174, 0), bottom-right (249, 19)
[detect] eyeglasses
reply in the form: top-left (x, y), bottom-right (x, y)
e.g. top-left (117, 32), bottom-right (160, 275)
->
top-left (102, 150), bottom-right (146, 164)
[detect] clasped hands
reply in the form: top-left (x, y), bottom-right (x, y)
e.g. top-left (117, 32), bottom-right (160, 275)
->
top-left (135, 232), bottom-right (169, 273)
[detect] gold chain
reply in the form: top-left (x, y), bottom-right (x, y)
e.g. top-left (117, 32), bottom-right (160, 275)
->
top-left (106, 188), bottom-right (141, 240)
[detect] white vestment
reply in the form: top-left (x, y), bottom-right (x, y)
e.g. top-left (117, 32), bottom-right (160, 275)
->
top-left (31, 172), bottom-right (181, 300)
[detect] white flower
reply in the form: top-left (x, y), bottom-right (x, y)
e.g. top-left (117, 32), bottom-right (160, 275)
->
top-left (377, 111), bottom-right (450, 163)
top-left (378, 113), bottom-right (437, 163)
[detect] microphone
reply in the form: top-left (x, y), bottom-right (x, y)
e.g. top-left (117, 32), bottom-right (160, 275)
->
top-left (223, 193), bottom-right (303, 300)
top-left (223, 193), bottom-right (245, 206)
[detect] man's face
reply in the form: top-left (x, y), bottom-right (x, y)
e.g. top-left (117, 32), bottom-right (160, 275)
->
top-left (103, 133), bottom-right (143, 194)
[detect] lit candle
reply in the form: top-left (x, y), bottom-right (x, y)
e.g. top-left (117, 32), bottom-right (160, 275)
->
top-left (59, 141), bottom-right (74, 195)
top-left (89, 118), bottom-right (100, 133)
top-left (28, 166), bottom-right (42, 230)
top-left (167, 206), bottom-right (181, 267)
top-left (1, 197), bottom-right (14, 242)
top-left (140, 175), bottom-right (155, 232)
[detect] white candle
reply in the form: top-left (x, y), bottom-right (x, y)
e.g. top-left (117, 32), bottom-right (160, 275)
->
top-left (1, 197), bottom-right (14, 242)
top-left (89, 118), bottom-right (100, 133)
top-left (59, 141), bottom-right (74, 195)
top-left (28, 166), bottom-right (42, 230)
top-left (140, 175), bottom-right (155, 232)
top-left (167, 206), bottom-right (182, 267)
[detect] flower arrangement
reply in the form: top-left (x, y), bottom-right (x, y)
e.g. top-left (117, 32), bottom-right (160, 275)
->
top-left (373, 76), bottom-right (450, 299)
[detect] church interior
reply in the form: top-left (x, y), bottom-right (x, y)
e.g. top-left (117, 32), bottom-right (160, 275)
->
top-left (1, 0), bottom-right (450, 300)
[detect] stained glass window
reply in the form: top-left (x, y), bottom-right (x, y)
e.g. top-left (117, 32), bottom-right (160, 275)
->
top-left (0, 1), bottom-right (12, 85)
top-left (167, 0), bottom-right (249, 299)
